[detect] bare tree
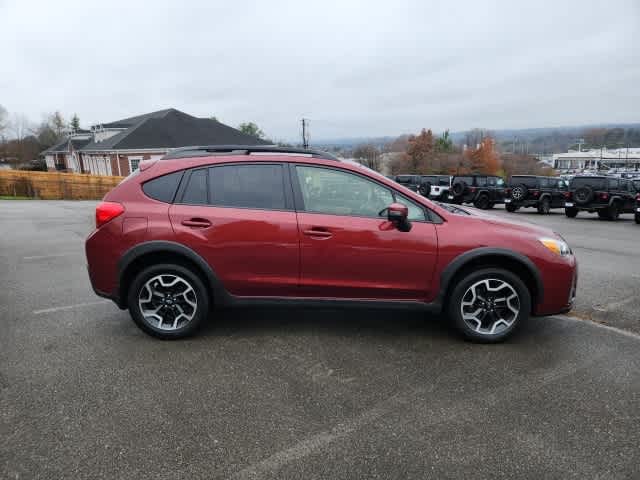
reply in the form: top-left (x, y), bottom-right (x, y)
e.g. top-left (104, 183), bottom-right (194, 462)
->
top-left (353, 143), bottom-right (381, 171)
top-left (0, 104), bottom-right (7, 137)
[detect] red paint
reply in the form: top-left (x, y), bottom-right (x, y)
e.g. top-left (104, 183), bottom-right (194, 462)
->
top-left (86, 153), bottom-right (577, 317)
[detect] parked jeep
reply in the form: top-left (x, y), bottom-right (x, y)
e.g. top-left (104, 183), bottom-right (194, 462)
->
top-left (419, 175), bottom-right (452, 200)
top-left (394, 175), bottom-right (424, 193)
top-left (448, 175), bottom-right (506, 209)
top-left (505, 175), bottom-right (568, 214)
top-left (565, 176), bottom-right (639, 220)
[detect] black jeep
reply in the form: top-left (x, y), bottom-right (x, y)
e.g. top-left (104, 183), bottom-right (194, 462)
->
top-left (505, 175), bottom-right (569, 214)
top-left (447, 174), bottom-right (506, 209)
top-left (394, 175), bottom-right (424, 193)
top-left (565, 176), bottom-right (639, 220)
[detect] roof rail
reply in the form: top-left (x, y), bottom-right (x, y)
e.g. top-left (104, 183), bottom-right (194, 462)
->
top-left (161, 145), bottom-right (340, 161)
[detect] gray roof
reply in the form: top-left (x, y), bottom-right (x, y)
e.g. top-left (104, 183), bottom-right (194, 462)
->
top-left (42, 137), bottom-right (91, 154)
top-left (80, 109), bottom-right (270, 152)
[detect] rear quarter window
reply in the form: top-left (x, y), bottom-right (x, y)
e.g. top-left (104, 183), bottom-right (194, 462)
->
top-left (570, 178), bottom-right (607, 190)
top-left (511, 176), bottom-right (538, 188)
top-left (142, 170), bottom-right (184, 203)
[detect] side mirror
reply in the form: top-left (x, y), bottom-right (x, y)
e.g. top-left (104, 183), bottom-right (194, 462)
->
top-left (385, 203), bottom-right (412, 232)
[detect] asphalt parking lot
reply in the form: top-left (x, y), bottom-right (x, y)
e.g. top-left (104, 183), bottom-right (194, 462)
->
top-left (1, 200), bottom-right (639, 479)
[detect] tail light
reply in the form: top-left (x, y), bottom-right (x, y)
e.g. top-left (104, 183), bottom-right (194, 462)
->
top-left (95, 201), bottom-right (124, 228)
top-left (600, 192), bottom-right (609, 200)
top-left (564, 191), bottom-right (572, 199)
top-left (470, 187), bottom-right (477, 193)
top-left (531, 190), bottom-right (539, 197)
top-left (636, 193), bottom-right (640, 202)
top-left (506, 188), bottom-right (512, 195)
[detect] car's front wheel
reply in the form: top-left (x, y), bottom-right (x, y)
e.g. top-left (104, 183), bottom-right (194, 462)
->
top-left (505, 203), bottom-right (518, 213)
top-left (474, 193), bottom-right (490, 209)
top-left (448, 268), bottom-right (531, 343)
top-left (537, 197), bottom-right (551, 214)
top-left (127, 263), bottom-right (209, 339)
top-left (636, 213), bottom-right (640, 224)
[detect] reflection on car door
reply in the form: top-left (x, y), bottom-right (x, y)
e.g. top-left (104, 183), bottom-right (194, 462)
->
top-left (292, 165), bottom-right (438, 300)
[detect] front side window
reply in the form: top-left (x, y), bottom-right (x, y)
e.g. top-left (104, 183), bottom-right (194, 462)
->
top-left (607, 178), bottom-right (619, 190)
top-left (209, 164), bottom-right (286, 210)
top-left (475, 176), bottom-right (487, 187)
top-left (396, 194), bottom-right (426, 221)
top-left (296, 166), bottom-right (393, 217)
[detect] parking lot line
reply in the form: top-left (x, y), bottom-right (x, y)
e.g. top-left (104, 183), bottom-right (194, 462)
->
top-left (559, 315), bottom-right (640, 341)
top-left (33, 300), bottom-right (110, 315)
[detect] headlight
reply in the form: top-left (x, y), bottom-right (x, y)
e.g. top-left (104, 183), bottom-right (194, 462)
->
top-left (539, 237), bottom-right (571, 257)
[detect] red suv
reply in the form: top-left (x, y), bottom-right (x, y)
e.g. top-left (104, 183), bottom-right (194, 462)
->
top-left (86, 146), bottom-right (577, 343)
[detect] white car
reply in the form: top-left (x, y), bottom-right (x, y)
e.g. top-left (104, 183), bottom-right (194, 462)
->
top-left (419, 175), bottom-right (452, 200)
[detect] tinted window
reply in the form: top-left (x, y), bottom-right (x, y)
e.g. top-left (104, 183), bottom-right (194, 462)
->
top-left (570, 177), bottom-right (607, 190)
top-left (209, 164), bottom-right (286, 210)
top-left (619, 180), bottom-right (629, 191)
top-left (437, 176), bottom-right (451, 186)
top-left (632, 180), bottom-right (640, 192)
top-left (454, 176), bottom-right (472, 185)
top-left (142, 171), bottom-right (183, 203)
top-left (475, 176), bottom-right (487, 187)
top-left (181, 169), bottom-right (208, 204)
top-left (396, 175), bottom-right (419, 184)
top-left (607, 178), bottom-right (619, 189)
top-left (296, 166), bottom-right (393, 217)
top-left (512, 176), bottom-right (538, 188)
top-left (496, 178), bottom-right (505, 187)
top-left (539, 178), bottom-right (550, 188)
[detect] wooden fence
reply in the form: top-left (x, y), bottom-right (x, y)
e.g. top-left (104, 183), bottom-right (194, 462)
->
top-left (0, 170), bottom-right (124, 200)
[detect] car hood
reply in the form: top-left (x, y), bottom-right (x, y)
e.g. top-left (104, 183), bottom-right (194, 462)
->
top-left (462, 207), bottom-right (558, 238)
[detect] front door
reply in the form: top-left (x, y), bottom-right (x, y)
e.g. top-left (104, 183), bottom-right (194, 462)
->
top-left (292, 165), bottom-right (438, 300)
top-left (169, 163), bottom-right (299, 297)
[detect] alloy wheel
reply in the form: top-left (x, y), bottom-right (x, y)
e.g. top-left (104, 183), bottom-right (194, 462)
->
top-left (138, 274), bottom-right (198, 331)
top-left (460, 278), bottom-right (520, 335)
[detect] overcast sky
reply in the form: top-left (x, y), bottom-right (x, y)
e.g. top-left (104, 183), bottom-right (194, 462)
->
top-left (1, 0), bottom-right (638, 140)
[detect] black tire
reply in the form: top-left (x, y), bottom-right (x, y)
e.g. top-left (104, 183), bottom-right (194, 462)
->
top-left (573, 186), bottom-right (594, 205)
top-left (474, 193), bottom-right (490, 209)
top-left (419, 182), bottom-right (432, 197)
top-left (505, 203), bottom-right (518, 213)
top-left (447, 268), bottom-right (531, 343)
top-left (451, 181), bottom-right (467, 196)
top-left (636, 213), bottom-right (640, 224)
top-left (565, 207), bottom-right (578, 218)
top-left (537, 197), bottom-right (551, 214)
top-left (486, 202), bottom-right (495, 209)
top-left (127, 263), bottom-right (210, 339)
top-left (597, 210), bottom-right (608, 220)
top-left (511, 184), bottom-right (528, 201)
top-left (607, 202), bottom-right (620, 221)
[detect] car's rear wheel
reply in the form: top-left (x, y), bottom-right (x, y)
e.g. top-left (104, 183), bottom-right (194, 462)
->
top-left (636, 213), bottom-right (640, 224)
top-left (505, 203), bottom-right (518, 213)
top-left (127, 263), bottom-right (209, 339)
top-left (607, 202), bottom-right (620, 221)
top-left (448, 268), bottom-right (531, 343)
top-left (474, 193), bottom-right (490, 209)
top-left (565, 207), bottom-right (578, 218)
top-left (537, 197), bottom-right (551, 214)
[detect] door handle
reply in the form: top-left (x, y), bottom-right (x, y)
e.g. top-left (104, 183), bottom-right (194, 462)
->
top-left (303, 228), bottom-right (332, 239)
top-left (181, 218), bottom-right (212, 228)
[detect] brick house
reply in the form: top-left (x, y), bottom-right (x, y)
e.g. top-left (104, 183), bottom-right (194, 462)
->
top-left (42, 108), bottom-right (269, 176)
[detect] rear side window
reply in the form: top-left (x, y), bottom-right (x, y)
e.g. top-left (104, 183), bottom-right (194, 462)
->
top-left (512, 176), bottom-right (538, 188)
top-left (454, 176), bottom-right (472, 185)
top-left (209, 164), bottom-right (286, 210)
top-left (437, 176), bottom-right (450, 186)
top-left (181, 169), bottom-right (208, 204)
top-left (142, 171), bottom-right (183, 203)
top-left (475, 176), bottom-right (487, 187)
top-left (607, 178), bottom-right (619, 189)
top-left (570, 177), bottom-right (607, 190)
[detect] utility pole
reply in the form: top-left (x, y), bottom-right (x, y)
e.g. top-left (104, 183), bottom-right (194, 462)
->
top-left (301, 118), bottom-right (309, 149)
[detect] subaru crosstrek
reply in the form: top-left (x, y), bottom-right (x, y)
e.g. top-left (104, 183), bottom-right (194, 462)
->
top-left (86, 146), bottom-right (577, 343)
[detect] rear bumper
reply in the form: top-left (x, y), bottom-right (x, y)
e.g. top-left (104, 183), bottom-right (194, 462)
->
top-left (505, 199), bottom-right (540, 207)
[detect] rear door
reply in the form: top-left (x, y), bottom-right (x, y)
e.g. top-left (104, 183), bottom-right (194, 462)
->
top-left (292, 164), bottom-right (438, 300)
top-left (169, 163), bottom-right (300, 297)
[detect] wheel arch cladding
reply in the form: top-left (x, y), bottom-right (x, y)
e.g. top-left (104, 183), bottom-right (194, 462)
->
top-left (440, 248), bottom-right (543, 311)
top-left (118, 241), bottom-right (230, 308)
